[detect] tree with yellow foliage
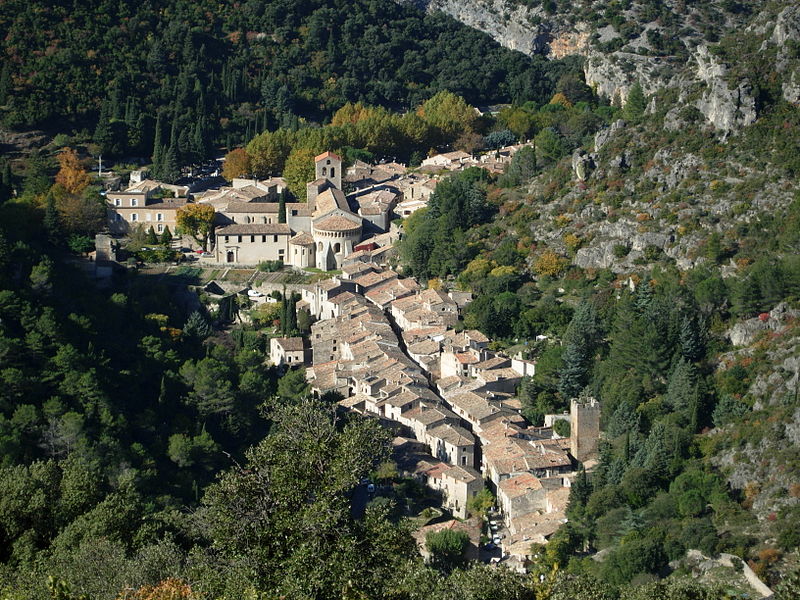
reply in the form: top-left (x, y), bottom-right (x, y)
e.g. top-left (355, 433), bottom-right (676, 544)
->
top-left (549, 92), bottom-right (573, 108)
top-left (176, 203), bottom-right (215, 250)
top-left (55, 148), bottom-right (90, 195)
top-left (417, 91), bottom-right (477, 146)
top-left (331, 101), bottom-right (376, 126)
top-left (222, 148), bottom-right (251, 181)
top-left (117, 578), bottom-right (196, 600)
top-left (283, 146), bottom-right (319, 200)
top-left (534, 250), bottom-right (567, 278)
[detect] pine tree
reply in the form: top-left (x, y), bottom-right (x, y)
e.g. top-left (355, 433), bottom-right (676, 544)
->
top-left (679, 314), bottom-right (705, 363)
top-left (184, 310), bottom-right (212, 339)
top-left (623, 82), bottom-right (647, 121)
top-left (278, 191), bottom-right (287, 224)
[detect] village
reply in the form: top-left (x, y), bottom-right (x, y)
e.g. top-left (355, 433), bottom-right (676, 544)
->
top-left (99, 143), bottom-right (600, 573)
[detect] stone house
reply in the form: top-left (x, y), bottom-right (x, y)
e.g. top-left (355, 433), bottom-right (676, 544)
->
top-left (270, 337), bottom-right (306, 366)
top-left (106, 189), bottom-right (187, 235)
top-left (213, 223), bottom-right (291, 265)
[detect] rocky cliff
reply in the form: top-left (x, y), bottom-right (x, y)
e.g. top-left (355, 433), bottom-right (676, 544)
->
top-left (398, 0), bottom-right (796, 134)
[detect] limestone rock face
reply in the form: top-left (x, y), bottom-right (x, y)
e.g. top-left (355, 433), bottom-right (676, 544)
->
top-left (726, 302), bottom-right (800, 347)
top-left (394, 0), bottom-right (589, 58)
top-left (583, 50), bottom-right (675, 105)
top-left (593, 119), bottom-right (625, 152)
top-left (693, 45), bottom-right (757, 135)
top-left (571, 150), bottom-right (594, 181)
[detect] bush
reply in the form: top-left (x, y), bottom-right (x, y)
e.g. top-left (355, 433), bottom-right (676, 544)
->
top-left (258, 260), bottom-right (284, 272)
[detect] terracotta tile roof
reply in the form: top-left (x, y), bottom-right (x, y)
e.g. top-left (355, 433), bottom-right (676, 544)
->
top-left (315, 151), bottom-right (341, 162)
top-left (273, 337), bottom-right (304, 351)
top-left (499, 473), bottom-right (542, 499)
top-left (289, 232), bottom-right (314, 245)
top-left (224, 201), bottom-right (279, 213)
top-left (216, 223), bottom-right (291, 235)
top-left (314, 214), bottom-right (362, 232)
top-left (427, 423), bottom-right (474, 446)
top-left (442, 465), bottom-right (480, 484)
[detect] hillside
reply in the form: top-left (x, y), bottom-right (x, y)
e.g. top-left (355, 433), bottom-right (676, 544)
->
top-left (0, 0), bottom-right (799, 599)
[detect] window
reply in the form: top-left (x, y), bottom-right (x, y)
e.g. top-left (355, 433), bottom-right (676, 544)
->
top-left (278, 249), bottom-right (284, 256)
top-left (157, 224), bottom-right (164, 232)
top-left (130, 199), bottom-right (138, 207)
top-left (291, 210), bottom-right (298, 216)
top-left (322, 166), bottom-right (327, 176)
top-left (157, 213), bottom-right (163, 221)
top-left (273, 235), bottom-right (278, 243)
top-left (461, 455), bottom-right (467, 466)
top-left (224, 236), bottom-right (229, 243)
top-left (146, 213), bottom-right (152, 221)
top-left (262, 235), bottom-right (266, 242)
top-left (262, 217), bottom-right (267, 224)
top-left (114, 198), bottom-right (121, 207)
top-left (237, 236), bottom-right (242, 243)
top-left (330, 167), bottom-right (335, 178)
top-left (131, 214), bottom-right (138, 222)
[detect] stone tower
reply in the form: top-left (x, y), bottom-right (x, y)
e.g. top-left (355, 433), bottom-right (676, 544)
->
top-left (315, 151), bottom-right (342, 191)
top-left (570, 397), bottom-right (600, 463)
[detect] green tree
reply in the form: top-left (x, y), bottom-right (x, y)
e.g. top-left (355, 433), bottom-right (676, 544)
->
top-left (146, 226), bottom-right (158, 245)
top-left (283, 147), bottom-right (318, 200)
top-left (160, 225), bottom-right (173, 245)
top-left (622, 82), bottom-right (647, 121)
top-left (278, 190), bottom-right (287, 224)
top-left (425, 528), bottom-right (470, 571)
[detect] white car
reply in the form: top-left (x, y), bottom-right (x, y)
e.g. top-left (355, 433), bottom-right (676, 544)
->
top-left (247, 289), bottom-right (264, 298)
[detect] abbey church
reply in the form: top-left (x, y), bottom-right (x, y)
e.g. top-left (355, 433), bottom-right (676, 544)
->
top-left (210, 151), bottom-right (397, 270)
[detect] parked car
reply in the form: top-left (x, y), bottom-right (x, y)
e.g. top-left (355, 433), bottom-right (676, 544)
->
top-left (366, 483), bottom-right (375, 494)
top-left (247, 290), bottom-right (264, 298)
top-left (492, 536), bottom-right (502, 545)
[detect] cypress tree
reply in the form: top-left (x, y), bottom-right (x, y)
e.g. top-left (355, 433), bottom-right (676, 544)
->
top-left (160, 226), bottom-right (173, 245)
top-left (93, 101), bottom-right (113, 154)
top-left (162, 144), bottom-right (180, 184)
top-left (284, 294), bottom-right (297, 335)
top-left (0, 62), bottom-right (10, 105)
top-left (43, 196), bottom-right (63, 246)
top-left (146, 226), bottom-right (158, 245)
top-left (0, 160), bottom-right (11, 203)
top-left (152, 113), bottom-right (164, 177)
top-left (278, 191), bottom-right (287, 224)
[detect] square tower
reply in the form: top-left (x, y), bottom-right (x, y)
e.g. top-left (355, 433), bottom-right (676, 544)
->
top-left (570, 397), bottom-right (601, 463)
top-left (315, 151), bottom-right (342, 191)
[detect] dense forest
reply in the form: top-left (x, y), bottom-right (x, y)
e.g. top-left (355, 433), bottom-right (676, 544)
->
top-left (0, 0), bottom-right (576, 165)
top-left (0, 0), bottom-right (799, 598)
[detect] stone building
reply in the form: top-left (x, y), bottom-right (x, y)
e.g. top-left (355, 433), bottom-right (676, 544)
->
top-left (570, 397), bottom-right (601, 463)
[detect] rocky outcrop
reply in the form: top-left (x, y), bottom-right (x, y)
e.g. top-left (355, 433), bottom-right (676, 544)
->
top-left (584, 50), bottom-right (679, 106)
top-left (394, 0), bottom-right (589, 58)
top-left (571, 150), bottom-right (594, 181)
top-left (693, 45), bottom-right (757, 135)
top-left (593, 119), bottom-right (625, 151)
top-left (726, 302), bottom-right (800, 347)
